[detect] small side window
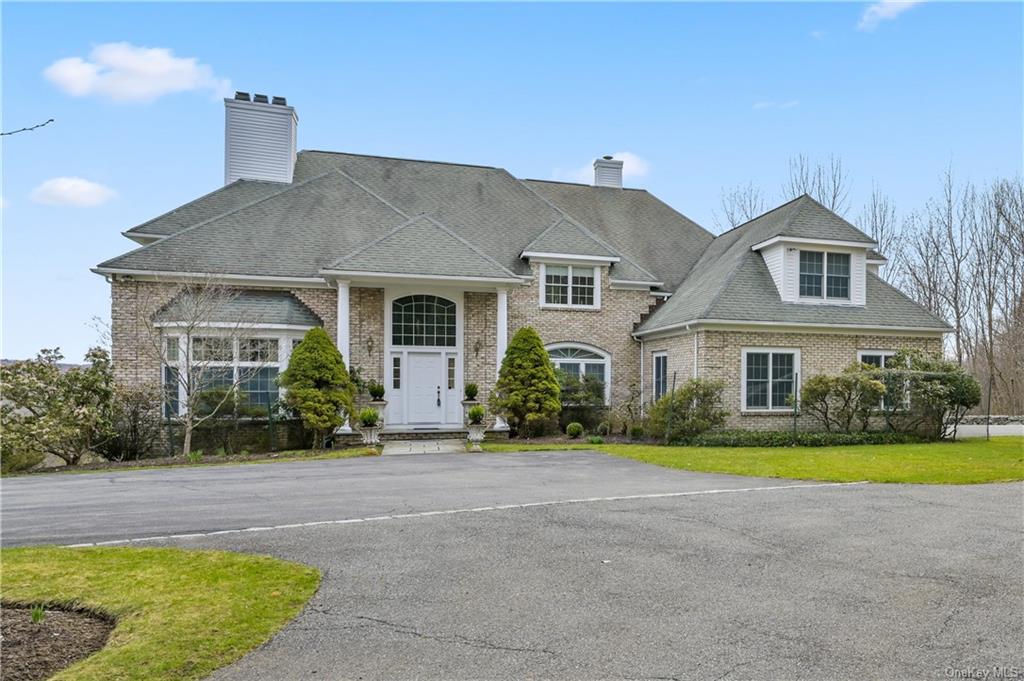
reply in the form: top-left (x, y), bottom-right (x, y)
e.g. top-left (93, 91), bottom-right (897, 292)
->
top-left (392, 356), bottom-right (401, 390)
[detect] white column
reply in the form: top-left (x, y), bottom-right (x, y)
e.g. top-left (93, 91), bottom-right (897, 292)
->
top-left (496, 288), bottom-right (509, 377)
top-left (336, 280), bottom-right (352, 433)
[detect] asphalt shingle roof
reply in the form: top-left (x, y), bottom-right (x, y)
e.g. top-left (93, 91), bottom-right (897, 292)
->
top-left (522, 218), bottom-right (620, 259)
top-left (154, 290), bottom-right (321, 326)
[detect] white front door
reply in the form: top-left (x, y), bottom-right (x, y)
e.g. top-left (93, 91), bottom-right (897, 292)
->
top-left (406, 352), bottom-right (445, 424)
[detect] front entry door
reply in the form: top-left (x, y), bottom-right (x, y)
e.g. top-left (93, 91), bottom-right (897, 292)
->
top-left (406, 352), bottom-right (444, 424)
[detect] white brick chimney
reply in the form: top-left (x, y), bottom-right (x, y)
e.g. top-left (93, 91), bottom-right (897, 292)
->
top-left (593, 155), bottom-right (624, 188)
top-left (224, 92), bottom-right (298, 185)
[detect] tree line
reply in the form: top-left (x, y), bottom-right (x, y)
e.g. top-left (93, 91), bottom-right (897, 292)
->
top-left (715, 157), bottom-right (1023, 415)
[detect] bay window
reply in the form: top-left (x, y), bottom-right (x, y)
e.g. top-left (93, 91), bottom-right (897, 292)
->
top-left (743, 348), bottom-right (800, 411)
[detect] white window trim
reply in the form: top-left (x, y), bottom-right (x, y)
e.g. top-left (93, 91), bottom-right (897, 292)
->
top-left (538, 263), bottom-right (601, 310)
top-left (740, 347), bottom-right (801, 413)
top-left (798, 250), bottom-right (851, 302)
top-left (162, 328), bottom-right (312, 417)
top-left (546, 342), bottom-right (611, 405)
top-left (857, 349), bottom-right (907, 410)
top-left (652, 351), bottom-right (668, 402)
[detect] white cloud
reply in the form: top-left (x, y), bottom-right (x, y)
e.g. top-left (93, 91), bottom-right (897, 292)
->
top-left (857, 1), bottom-right (925, 31)
top-left (810, 29), bottom-right (827, 41)
top-left (31, 177), bottom-right (117, 207)
top-left (44, 42), bottom-right (230, 102)
top-left (556, 151), bottom-right (652, 185)
top-left (753, 100), bottom-right (800, 110)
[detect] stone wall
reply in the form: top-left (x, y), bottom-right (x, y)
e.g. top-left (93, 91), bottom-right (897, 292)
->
top-left (507, 263), bottom-right (654, 408)
top-left (464, 291), bottom-right (499, 405)
top-left (290, 288), bottom-right (337, 344)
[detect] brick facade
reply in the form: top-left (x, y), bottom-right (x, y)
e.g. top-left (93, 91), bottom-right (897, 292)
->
top-left (464, 291), bottom-right (499, 404)
top-left (646, 328), bottom-right (943, 430)
top-left (508, 263), bottom-right (654, 407)
top-left (110, 278), bottom-right (182, 386)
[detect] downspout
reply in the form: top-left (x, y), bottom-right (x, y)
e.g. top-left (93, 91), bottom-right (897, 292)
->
top-left (639, 338), bottom-right (645, 418)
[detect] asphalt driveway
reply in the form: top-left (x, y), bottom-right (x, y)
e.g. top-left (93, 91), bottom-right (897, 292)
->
top-left (3, 450), bottom-right (1021, 680)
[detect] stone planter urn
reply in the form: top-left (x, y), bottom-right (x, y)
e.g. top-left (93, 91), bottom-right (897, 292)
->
top-left (466, 424), bottom-right (486, 452)
top-left (359, 424), bottom-right (381, 446)
top-left (368, 399), bottom-right (388, 428)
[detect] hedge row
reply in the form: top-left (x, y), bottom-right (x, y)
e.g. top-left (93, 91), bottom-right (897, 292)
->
top-left (672, 430), bottom-right (927, 448)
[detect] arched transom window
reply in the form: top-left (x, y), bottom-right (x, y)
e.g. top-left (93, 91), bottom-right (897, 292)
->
top-left (547, 343), bottom-right (611, 403)
top-left (392, 295), bottom-right (457, 347)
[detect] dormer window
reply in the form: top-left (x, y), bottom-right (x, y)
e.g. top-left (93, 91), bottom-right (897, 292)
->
top-left (799, 251), bottom-right (850, 301)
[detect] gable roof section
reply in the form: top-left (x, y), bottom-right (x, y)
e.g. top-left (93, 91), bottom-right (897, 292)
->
top-left (521, 217), bottom-right (620, 259)
top-left (524, 180), bottom-right (714, 289)
top-left (154, 290), bottom-right (322, 327)
top-left (98, 170), bottom-right (409, 278)
top-left (325, 214), bottom-right (521, 281)
top-left (636, 195), bottom-right (949, 334)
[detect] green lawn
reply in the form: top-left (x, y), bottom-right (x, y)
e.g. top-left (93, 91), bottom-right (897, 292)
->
top-left (1, 547), bottom-right (320, 681)
top-left (483, 436), bottom-right (1024, 484)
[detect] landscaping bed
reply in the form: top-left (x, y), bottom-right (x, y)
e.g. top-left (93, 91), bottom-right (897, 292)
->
top-left (13, 447), bottom-right (375, 476)
top-left (0, 547), bottom-right (320, 681)
top-left (1, 604), bottom-right (114, 681)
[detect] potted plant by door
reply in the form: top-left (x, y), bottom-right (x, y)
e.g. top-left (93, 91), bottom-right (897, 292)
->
top-left (358, 407), bottom-right (382, 446)
top-left (466, 405), bottom-right (487, 452)
top-left (366, 380), bottom-right (388, 426)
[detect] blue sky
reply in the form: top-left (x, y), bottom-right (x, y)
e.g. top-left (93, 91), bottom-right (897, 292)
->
top-left (2, 1), bottom-right (1021, 361)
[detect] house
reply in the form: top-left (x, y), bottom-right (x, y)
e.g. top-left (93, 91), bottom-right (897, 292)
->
top-left (95, 92), bottom-right (949, 432)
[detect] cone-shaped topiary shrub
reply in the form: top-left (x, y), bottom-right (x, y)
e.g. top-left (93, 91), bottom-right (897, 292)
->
top-left (490, 326), bottom-right (561, 437)
top-left (280, 327), bottom-right (355, 448)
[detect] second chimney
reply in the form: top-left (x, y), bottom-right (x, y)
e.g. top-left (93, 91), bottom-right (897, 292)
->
top-left (224, 91), bottom-right (298, 185)
top-left (593, 155), bottom-right (624, 188)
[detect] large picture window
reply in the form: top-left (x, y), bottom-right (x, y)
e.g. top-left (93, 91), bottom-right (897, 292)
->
top-left (392, 295), bottom-right (457, 347)
top-left (799, 250), bottom-right (851, 301)
top-left (743, 349), bottom-right (800, 411)
top-left (542, 265), bottom-right (598, 309)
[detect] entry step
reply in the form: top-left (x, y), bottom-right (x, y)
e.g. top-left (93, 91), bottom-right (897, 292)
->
top-left (382, 439), bottom-right (467, 455)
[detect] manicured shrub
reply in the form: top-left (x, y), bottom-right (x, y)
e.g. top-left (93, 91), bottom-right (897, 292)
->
top-left (588, 436), bottom-right (604, 445)
top-left (679, 430), bottom-right (926, 448)
top-left (367, 380), bottom-right (385, 401)
top-left (566, 422), bottom-right (584, 438)
top-left (801, 365), bottom-right (886, 433)
top-left (99, 383), bottom-right (165, 461)
top-left (467, 405), bottom-right (485, 425)
top-left (629, 424), bottom-right (645, 440)
top-left (491, 327), bottom-right (561, 437)
top-left (358, 407), bottom-right (380, 428)
top-left (596, 421), bottom-right (611, 437)
top-left (464, 383), bottom-right (479, 401)
top-left (647, 379), bottom-right (728, 443)
top-left (280, 327), bottom-right (356, 449)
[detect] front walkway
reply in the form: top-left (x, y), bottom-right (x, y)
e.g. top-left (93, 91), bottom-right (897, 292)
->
top-left (382, 439), bottom-right (466, 455)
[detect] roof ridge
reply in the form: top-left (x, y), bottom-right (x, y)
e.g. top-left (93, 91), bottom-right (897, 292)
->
top-left (521, 177), bottom-right (648, 192)
top-left (700, 250), bottom-right (755, 318)
top-left (301, 149), bottom-right (499, 172)
top-left (521, 216), bottom-right (617, 256)
top-left (125, 179), bottom-right (277, 235)
top-left (97, 171), bottom-right (341, 269)
top-left (514, 175), bottom-right (661, 282)
top-left (796, 193), bottom-right (877, 243)
top-left (417, 215), bottom-right (522, 279)
top-left (713, 193), bottom-right (809, 238)
top-left (328, 167), bottom-right (409, 220)
top-left (328, 214), bottom-right (429, 268)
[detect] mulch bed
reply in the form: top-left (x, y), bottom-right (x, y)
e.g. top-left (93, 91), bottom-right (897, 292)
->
top-left (1, 604), bottom-right (114, 681)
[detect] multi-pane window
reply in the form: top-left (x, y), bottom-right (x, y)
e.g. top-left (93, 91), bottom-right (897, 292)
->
top-left (744, 350), bottom-right (799, 410)
top-left (544, 266), bottom-right (569, 305)
top-left (799, 251), bottom-right (823, 298)
top-left (192, 337), bottom-right (232, 362)
top-left (548, 345), bottom-right (609, 403)
top-left (543, 265), bottom-right (597, 308)
top-left (240, 338), bottom-right (279, 363)
top-left (242, 367), bottom-right (280, 407)
top-left (799, 250), bottom-right (851, 301)
top-left (165, 337), bottom-right (179, 362)
top-left (163, 366), bottom-right (179, 418)
top-left (653, 353), bottom-right (668, 402)
top-left (392, 357), bottom-right (401, 390)
top-left (447, 356), bottom-right (456, 390)
top-left (392, 295), bottom-right (457, 347)
top-left (826, 253), bottom-right (851, 299)
top-left (859, 350), bottom-right (899, 409)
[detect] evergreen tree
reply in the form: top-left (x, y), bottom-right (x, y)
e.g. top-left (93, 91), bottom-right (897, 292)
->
top-left (280, 327), bottom-right (355, 448)
top-left (491, 326), bottom-right (561, 436)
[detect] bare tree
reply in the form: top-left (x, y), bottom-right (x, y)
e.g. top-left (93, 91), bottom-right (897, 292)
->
top-left (714, 182), bottom-right (767, 231)
top-left (968, 185), bottom-right (1005, 417)
top-left (928, 169), bottom-right (974, 365)
top-left (134, 278), bottom-right (269, 456)
top-left (783, 154), bottom-right (851, 215)
top-left (858, 183), bottom-right (904, 284)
